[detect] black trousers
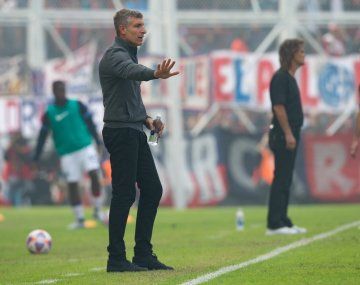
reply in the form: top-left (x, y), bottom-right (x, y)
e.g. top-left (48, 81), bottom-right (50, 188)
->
top-left (267, 127), bottom-right (300, 229)
top-left (102, 127), bottom-right (163, 260)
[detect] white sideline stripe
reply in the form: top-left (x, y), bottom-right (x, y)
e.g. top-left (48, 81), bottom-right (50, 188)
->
top-left (29, 267), bottom-right (104, 285)
top-left (63, 273), bottom-right (84, 277)
top-left (181, 221), bottom-right (360, 285)
top-left (90, 266), bottom-right (106, 272)
top-left (33, 279), bottom-right (60, 284)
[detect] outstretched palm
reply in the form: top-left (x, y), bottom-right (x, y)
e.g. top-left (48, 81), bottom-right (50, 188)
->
top-left (154, 58), bottom-right (180, 79)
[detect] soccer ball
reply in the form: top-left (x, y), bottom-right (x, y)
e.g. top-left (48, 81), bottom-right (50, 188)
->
top-left (26, 229), bottom-right (52, 254)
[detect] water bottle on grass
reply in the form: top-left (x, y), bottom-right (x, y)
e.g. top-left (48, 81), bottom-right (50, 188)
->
top-left (236, 208), bottom-right (244, 231)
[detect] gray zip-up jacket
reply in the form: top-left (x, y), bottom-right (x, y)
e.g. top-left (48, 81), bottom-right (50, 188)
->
top-left (99, 37), bottom-right (156, 131)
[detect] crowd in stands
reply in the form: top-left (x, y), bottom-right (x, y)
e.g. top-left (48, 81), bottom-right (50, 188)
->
top-left (178, 0), bottom-right (360, 11)
top-left (177, 0), bottom-right (277, 10)
top-left (0, 0), bottom-right (146, 10)
top-left (0, 0), bottom-right (359, 58)
top-left (1, 23), bottom-right (358, 60)
top-left (1, 0), bottom-right (359, 11)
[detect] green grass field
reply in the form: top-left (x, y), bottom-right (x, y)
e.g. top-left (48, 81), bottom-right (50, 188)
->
top-left (0, 204), bottom-right (359, 285)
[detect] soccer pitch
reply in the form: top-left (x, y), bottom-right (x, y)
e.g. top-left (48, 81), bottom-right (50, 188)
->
top-left (0, 205), bottom-right (359, 285)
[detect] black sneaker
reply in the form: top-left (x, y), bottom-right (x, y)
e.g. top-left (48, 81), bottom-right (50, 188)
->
top-left (132, 254), bottom-right (174, 270)
top-left (107, 259), bottom-right (148, 272)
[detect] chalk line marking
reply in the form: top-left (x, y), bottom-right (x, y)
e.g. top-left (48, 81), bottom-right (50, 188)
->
top-left (33, 279), bottom-right (60, 284)
top-left (181, 221), bottom-right (360, 285)
top-left (28, 267), bottom-right (103, 284)
top-left (63, 273), bottom-right (84, 277)
top-left (89, 267), bottom-right (105, 272)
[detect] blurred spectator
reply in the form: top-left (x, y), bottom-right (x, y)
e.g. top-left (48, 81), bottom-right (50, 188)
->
top-left (252, 132), bottom-right (274, 187)
top-left (321, 23), bottom-right (348, 56)
top-left (3, 132), bottom-right (34, 206)
top-left (231, 37), bottom-right (249, 53)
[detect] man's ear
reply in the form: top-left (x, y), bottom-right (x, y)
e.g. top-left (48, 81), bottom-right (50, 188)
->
top-left (119, 25), bottom-right (127, 36)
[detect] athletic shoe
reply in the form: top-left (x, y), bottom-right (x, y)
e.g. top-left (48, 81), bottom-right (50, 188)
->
top-left (132, 254), bottom-right (174, 270)
top-left (93, 210), bottom-right (107, 225)
top-left (107, 259), bottom-right (148, 272)
top-left (266, 226), bottom-right (299, 235)
top-left (290, 225), bottom-right (307, 234)
top-left (67, 220), bottom-right (85, 230)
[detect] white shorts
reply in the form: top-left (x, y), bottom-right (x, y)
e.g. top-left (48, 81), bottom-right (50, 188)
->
top-left (60, 144), bottom-right (100, 182)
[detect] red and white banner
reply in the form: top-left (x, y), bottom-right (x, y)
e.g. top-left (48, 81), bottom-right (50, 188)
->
top-left (211, 52), bottom-right (360, 112)
top-left (179, 55), bottom-right (210, 110)
top-left (3, 51), bottom-right (359, 113)
top-left (304, 133), bottom-right (360, 202)
top-left (140, 55), bottom-right (209, 110)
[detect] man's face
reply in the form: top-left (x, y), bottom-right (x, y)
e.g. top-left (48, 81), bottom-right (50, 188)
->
top-left (293, 46), bottom-right (305, 66)
top-left (53, 84), bottom-right (66, 105)
top-left (120, 17), bottom-right (146, 46)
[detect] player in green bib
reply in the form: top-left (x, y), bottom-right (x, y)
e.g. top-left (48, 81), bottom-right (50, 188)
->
top-left (46, 99), bottom-right (92, 156)
top-left (34, 81), bottom-right (105, 229)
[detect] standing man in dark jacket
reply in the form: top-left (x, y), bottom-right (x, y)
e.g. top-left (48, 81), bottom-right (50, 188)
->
top-left (266, 39), bottom-right (307, 235)
top-left (99, 9), bottom-right (179, 272)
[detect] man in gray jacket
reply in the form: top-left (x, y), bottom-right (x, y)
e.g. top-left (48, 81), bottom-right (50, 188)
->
top-left (99, 8), bottom-right (179, 272)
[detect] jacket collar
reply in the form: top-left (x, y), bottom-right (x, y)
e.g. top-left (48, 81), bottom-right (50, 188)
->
top-left (114, 36), bottom-right (137, 56)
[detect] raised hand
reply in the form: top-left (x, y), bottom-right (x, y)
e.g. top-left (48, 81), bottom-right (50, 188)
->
top-left (154, 58), bottom-right (180, 79)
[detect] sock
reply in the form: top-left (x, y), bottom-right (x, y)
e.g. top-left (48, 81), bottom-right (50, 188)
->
top-left (72, 204), bottom-right (85, 223)
top-left (93, 195), bottom-right (103, 214)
